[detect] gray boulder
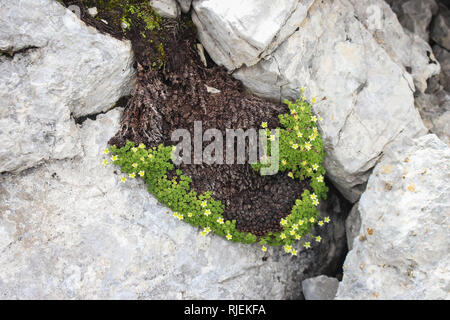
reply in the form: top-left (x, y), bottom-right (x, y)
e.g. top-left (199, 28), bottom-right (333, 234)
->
top-left (0, 0), bottom-right (136, 173)
top-left (432, 3), bottom-right (450, 51)
top-left (302, 275), bottom-right (339, 300)
top-left (0, 108), bottom-right (347, 299)
top-left (193, 0), bottom-right (434, 202)
top-left (150, 0), bottom-right (181, 19)
top-left (336, 134), bottom-right (450, 299)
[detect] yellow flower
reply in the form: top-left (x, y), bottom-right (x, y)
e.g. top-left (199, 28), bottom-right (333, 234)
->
top-left (317, 176), bottom-right (324, 183)
top-left (302, 161), bottom-right (307, 166)
top-left (312, 164), bottom-right (319, 171)
top-left (139, 171), bottom-right (145, 177)
top-left (311, 115), bottom-right (317, 122)
top-left (102, 159), bottom-right (108, 166)
top-left (261, 245), bottom-right (267, 252)
top-left (178, 214), bottom-right (184, 221)
top-left (139, 143), bottom-right (146, 149)
top-left (280, 218), bottom-right (287, 226)
top-left (148, 154), bottom-right (153, 159)
top-left (261, 122), bottom-right (268, 129)
top-left (324, 217), bottom-right (331, 223)
top-left (318, 115), bottom-right (323, 121)
top-left (111, 155), bottom-right (118, 161)
top-left (280, 233), bottom-right (286, 240)
top-left (315, 236), bottom-right (322, 242)
top-left (307, 168), bottom-right (312, 173)
top-left (297, 132), bottom-right (303, 138)
top-left (305, 142), bottom-right (312, 151)
top-left (292, 144), bottom-right (299, 149)
top-left (288, 172), bottom-right (294, 179)
top-left (284, 244), bottom-right (292, 253)
top-left (310, 217), bottom-right (315, 223)
top-left (204, 209), bottom-right (211, 216)
top-left (205, 227), bottom-right (211, 233)
top-left (313, 127), bottom-right (318, 133)
top-left (294, 126), bottom-right (299, 131)
top-left (300, 86), bottom-right (305, 93)
top-left (173, 212), bottom-right (179, 218)
top-left (217, 217), bottom-right (224, 224)
top-left (290, 109), bottom-right (296, 115)
top-left (318, 221), bottom-right (324, 227)
top-left (140, 157), bottom-right (145, 162)
top-left (281, 160), bottom-right (287, 166)
top-left (291, 249), bottom-right (298, 256)
top-left (201, 200), bottom-right (207, 208)
top-left (188, 212), bottom-right (193, 218)
top-left (298, 220), bottom-right (304, 226)
top-left (132, 163), bottom-right (138, 168)
top-left (294, 114), bottom-right (299, 119)
top-left (292, 224), bottom-right (298, 230)
top-left (302, 96), bottom-right (306, 101)
top-left (310, 193), bottom-right (318, 200)
top-left (268, 135), bottom-right (275, 141)
top-left (131, 147), bottom-right (138, 153)
top-left (295, 234), bottom-right (301, 240)
top-left (226, 234), bottom-right (232, 240)
top-left (290, 230), bottom-right (296, 236)
top-left (104, 148), bottom-right (110, 154)
top-left (312, 97), bottom-right (316, 104)
top-left (121, 177), bottom-right (127, 183)
top-left (129, 173), bottom-right (136, 179)
top-left (200, 230), bottom-right (208, 237)
top-left (313, 199), bottom-right (319, 206)
top-left (309, 134), bottom-right (316, 141)
top-left (303, 242), bottom-right (311, 249)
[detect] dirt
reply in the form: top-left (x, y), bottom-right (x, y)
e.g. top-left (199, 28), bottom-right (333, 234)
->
top-left (66, 1), bottom-right (311, 237)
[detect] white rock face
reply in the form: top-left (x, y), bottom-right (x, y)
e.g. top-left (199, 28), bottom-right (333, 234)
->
top-left (336, 134), bottom-right (450, 299)
top-left (0, 0), bottom-right (136, 173)
top-left (231, 0), bottom-right (428, 202)
top-left (150, 0), bottom-right (181, 19)
top-left (349, 0), bottom-right (440, 93)
top-left (192, 0), bottom-right (315, 70)
top-left (177, 0), bottom-right (192, 13)
top-left (302, 275), bottom-right (339, 300)
top-left (0, 108), bottom-right (347, 299)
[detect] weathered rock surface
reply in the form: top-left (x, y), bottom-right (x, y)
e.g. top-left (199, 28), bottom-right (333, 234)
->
top-left (192, 0), bottom-right (315, 71)
top-left (0, 0), bottom-right (136, 173)
top-left (0, 107), bottom-right (349, 299)
top-left (433, 44), bottom-right (450, 92)
top-left (345, 203), bottom-right (361, 251)
top-left (150, 0), bottom-right (180, 19)
top-left (177, 0), bottom-right (192, 13)
top-left (387, 0), bottom-right (438, 42)
top-left (349, 0), bottom-right (440, 94)
top-left (432, 3), bottom-right (450, 51)
top-left (336, 134), bottom-right (450, 300)
top-left (302, 275), bottom-right (339, 300)
top-left (193, 0), bottom-right (435, 202)
top-left (415, 89), bottom-right (450, 146)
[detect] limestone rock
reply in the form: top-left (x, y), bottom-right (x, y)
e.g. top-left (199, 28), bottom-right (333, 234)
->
top-left (0, 107), bottom-right (349, 299)
top-left (433, 44), bottom-right (450, 91)
top-left (336, 134), bottom-right (450, 299)
top-left (0, 0), bottom-right (136, 173)
top-left (415, 88), bottom-right (450, 146)
top-left (302, 276), bottom-right (339, 300)
top-left (177, 0), bottom-right (192, 13)
top-left (233, 0), bottom-right (427, 202)
top-left (387, 0), bottom-right (438, 42)
top-left (431, 3), bottom-right (450, 51)
top-left (150, 0), bottom-right (181, 19)
top-left (192, 0), bottom-right (314, 70)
